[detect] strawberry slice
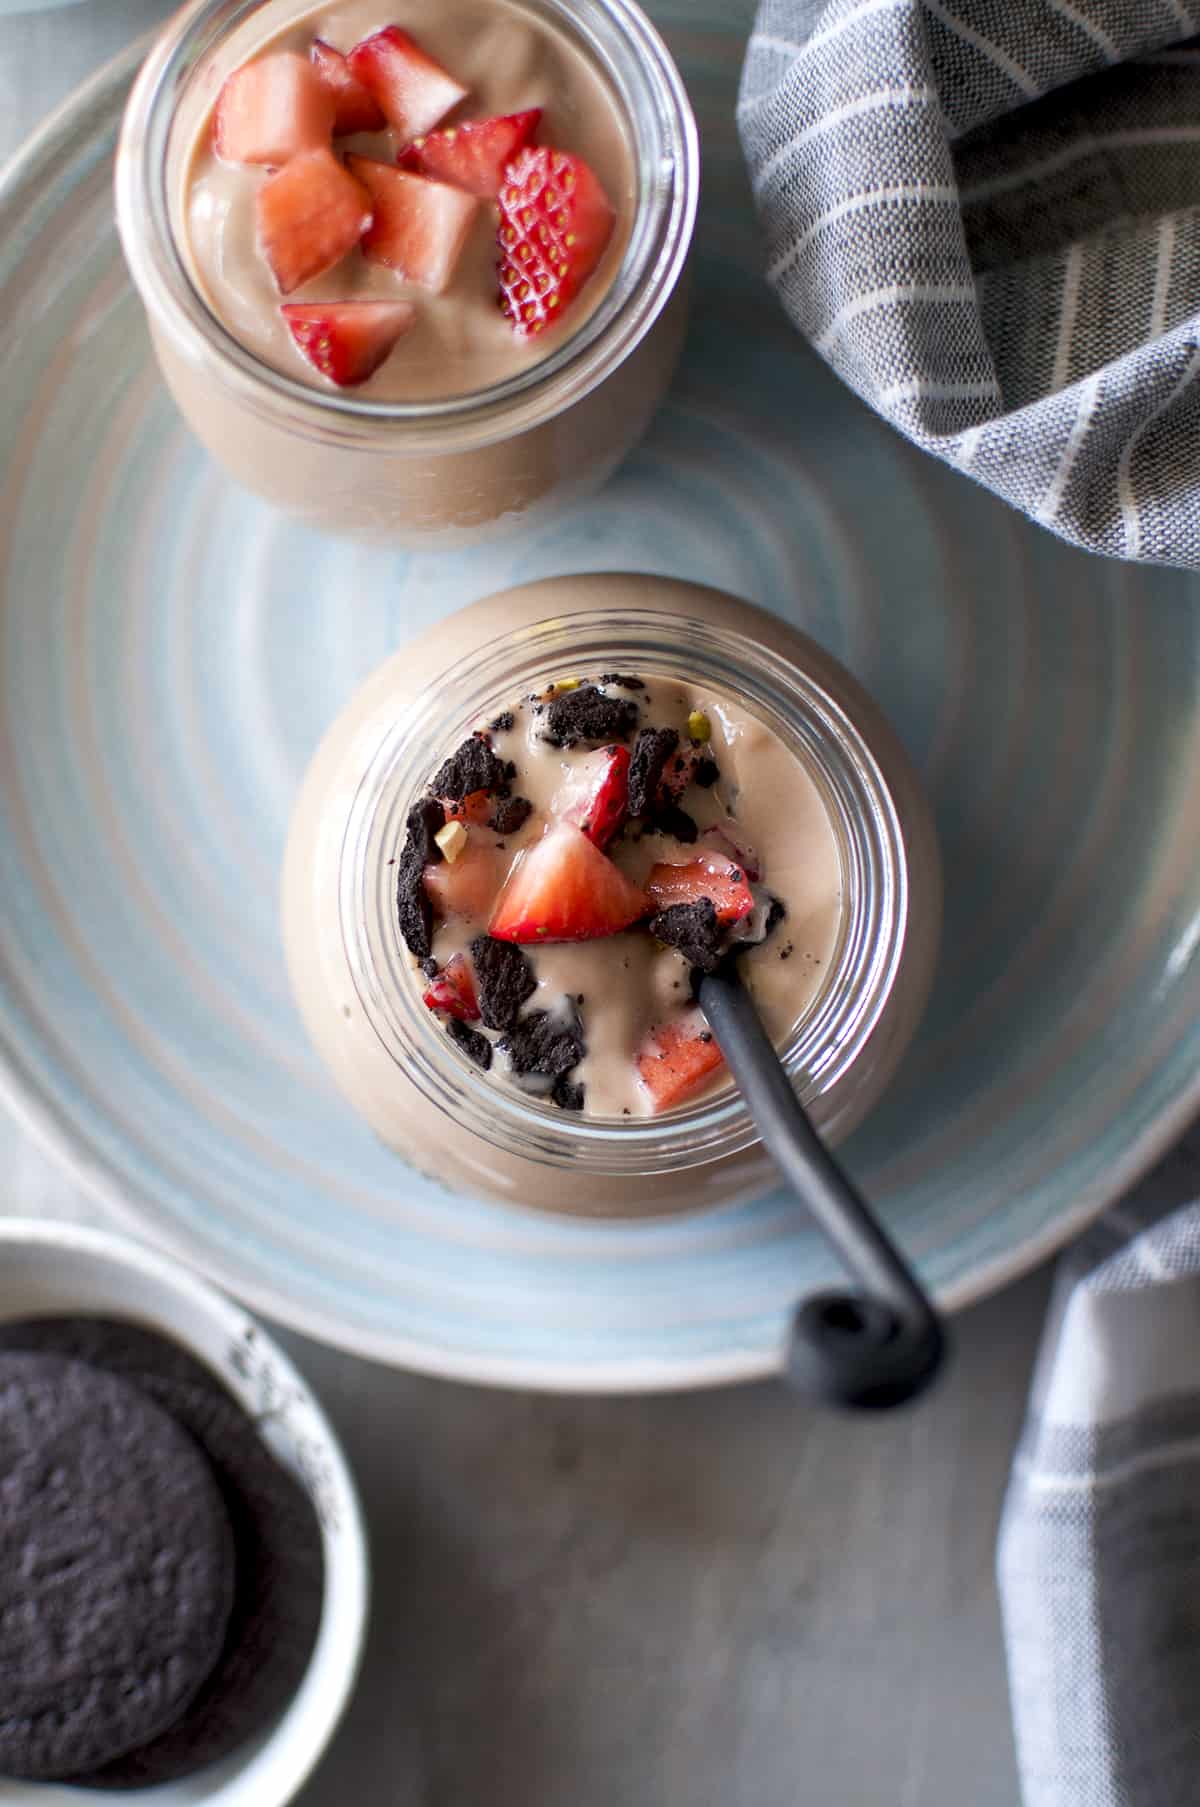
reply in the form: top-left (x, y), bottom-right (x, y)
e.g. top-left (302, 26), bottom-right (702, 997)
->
top-left (422, 953), bottom-right (480, 1021)
top-left (424, 840), bottom-right (508, 920)
top-left (257, 148), bottom-right (373, 294)
top-left (346, 27), bottom-right (468, 140)
top-left (636, 1015), bottom-right (725, 1112)
top-left (346, 156), bottom-right (479, 291)
top-left (497, 146), bottom-right (615, 337)
top-left (311, 40), bottom-right (386, 135)
top-left (553, 745), bottom-right (630, 850)
top-left (701, 819), bottom-right (761, 883)
top-left (644, 854), bottom-right (755, 926)
top-left (214, 52), bottom-right (335, 166)
top-left (398, 109), bottom-right (542, 198)
top-left (281, 300), bottom-right (416, 386)
top-left (489, 822), bottom-right (647, 943)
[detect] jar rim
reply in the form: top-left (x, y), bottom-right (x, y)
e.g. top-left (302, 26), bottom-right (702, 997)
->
top-left (337, 604), bottom-right (914, 1174)
top-left (114, 0), bottom-right (699, 444)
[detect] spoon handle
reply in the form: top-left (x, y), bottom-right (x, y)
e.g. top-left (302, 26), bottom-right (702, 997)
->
top-left (697, 965), bottom-right (945, 1409)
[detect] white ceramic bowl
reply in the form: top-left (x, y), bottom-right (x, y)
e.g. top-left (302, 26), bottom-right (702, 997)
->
top-left (0, 1218), bottom-right (369, 1807)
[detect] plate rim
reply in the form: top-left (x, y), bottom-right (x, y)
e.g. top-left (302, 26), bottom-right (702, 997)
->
top-left (2, 46), bottom-right (1198, 1391)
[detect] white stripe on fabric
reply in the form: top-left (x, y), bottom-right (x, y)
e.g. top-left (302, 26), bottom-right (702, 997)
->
top-left (747, 0), bottom-right (905, 68)
top-left (961, 128), bottom-right (1200, 205)
top-left (1104, 1207), bottom-right (1175, 1278)
top-left (1149, 214), bottom-right (1176, 338)
top-left (954, 423), bottom-right (984, 469)
top-left (1047, 0), bottom-right (1119, 62)
top-left (1037, 372), bottom-right (1101, 522)
top-left (1016, 1433), bottom-right (1200, 1496)
top-left (878, 376), bottom-right (997, 405)
top-left (767, 183), bottom-right (960, 281)
top-left (753, 86), bottom-right (937, 192)
top-left (1118, 345), bottom-right (1200, 557)
top-left (1051, 244), bottom-right (1085, 393)
top-left (921, 0), bottom-right (1039, 97)
top-left (815, 281), bottom-right (979, 353)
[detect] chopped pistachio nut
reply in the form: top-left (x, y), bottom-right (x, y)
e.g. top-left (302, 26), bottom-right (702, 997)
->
top-left (687, 709), bottom-right (712, 743)
top-left (434, 820), bottom-right (469, 863)
top-left (551, 677), bottom-right (581, 693)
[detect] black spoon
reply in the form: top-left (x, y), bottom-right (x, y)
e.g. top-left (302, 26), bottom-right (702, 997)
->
top-left (697, 962), bottom-right (946, 1410)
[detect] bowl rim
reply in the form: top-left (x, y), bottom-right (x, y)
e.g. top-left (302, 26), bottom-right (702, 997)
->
top-left (0, 1217), bottom-right (370, 1806)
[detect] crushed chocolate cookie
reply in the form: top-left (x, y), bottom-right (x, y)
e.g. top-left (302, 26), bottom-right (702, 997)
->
top-left (406, 797), bottom-right (447, 867)
top-left (446, 1017), bottom-right (492, 1070)
top-left (693, 756), bottom-right (720, 788)
top-left (430, 735), bottom-right (506, 802)
top-left (419, 957), bottom-right (439, 980)
top-left (627, 727), bottom-right (679, 815)
top-left (551, 1076), bottom-right (585, 1112)
top-left (699, 1030), bottom-right (714, 1044)
top-left (396, 840), bottom-right (434, 960)
top-left (489, 711), bottom-right (516, 732)
top-left (542, 685), bottom-right (639, 748)
top-left (646, 801), bottom-right (699, 843)
top-left (649, 898), bottom-right (724, 974)
top-left (597, 673), bottom-right (645, 690)
top-left (470, 936), bottom-right (536, 1030)
top-left (499, 1006), bottom-right (585, 1078)
top-left (491, 795), bottom-right (533, 836)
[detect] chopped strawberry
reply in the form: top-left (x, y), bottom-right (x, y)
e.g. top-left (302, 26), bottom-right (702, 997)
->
top-left (399, 109), bottom-right (542, 198)
top-left (701, 819), bottom-right (761, 883)
top-left (636, 1015), bottom-right (725, 1112)
top-left (346, 156), bottom-right (479, 291)
top-left (497, 146), bottom-right (615, 337)
top-left (489, 822), bottom-right (647, 943)
top-left (422, 953), bottom-right (479, 1021)
top-left (553, 745), bottom-right (630, 849)
top-left (311, 40), bottom-right (386, 135)
top-left (444, 789), bottom-right (494, 826)
top-left (214, 52), bottom-right (335, 166)
top-left (346, 27), bottom-right (468, 140)
top-left (424, 839), bottom-right (508, 920)
top-left (644, 854), bottom-right (755, 926)
top-left (256, 148), bottom-right (373, 294)
top-left (281, 299), bottom-right (416, 386)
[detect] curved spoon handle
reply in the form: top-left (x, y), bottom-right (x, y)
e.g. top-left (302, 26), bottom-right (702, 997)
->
top-left (697, 965), bottom-right (945, 1410)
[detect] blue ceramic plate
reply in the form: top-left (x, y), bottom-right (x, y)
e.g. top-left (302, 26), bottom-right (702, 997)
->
top-left (2, 11), bottom-right (1200, 1390)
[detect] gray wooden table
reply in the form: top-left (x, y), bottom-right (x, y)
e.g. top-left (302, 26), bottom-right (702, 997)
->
top-left (1, 6), bottom-right (1043, 1800)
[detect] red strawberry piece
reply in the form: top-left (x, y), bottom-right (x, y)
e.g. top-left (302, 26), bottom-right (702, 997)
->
top-left (636, 1015), bottom-right (725, 1112)
top-left (213, 52), bottom-right (335, 166)
top-left (553, 745), bottom-right (630, 849)
top-left (310, 40), bottom-right (386, 135)
top-left (497, 146), bottom-right (615, 338)
top-left (346, 156), bottom-right (479, 292)
top-left (422, 953), bottom-right (480, 1021)
top-left (256, 148), bottom-right (373, 294)
top-left (424, 840), bottom-right (508, 920)
top-left (346, 27), bottom-right (468, 140)
top-left (701, 819), bottom-right (761, 883)
top-left (644, 854), bottom-right (755, 926)
top-left (281, 299), bottom-right (416, 386)
top-left (399, 109), bottom-right (542, 198)
top-left (443, 789), bottom-right (494, 826)
top-left (489, 822), bottom-right (647, 943)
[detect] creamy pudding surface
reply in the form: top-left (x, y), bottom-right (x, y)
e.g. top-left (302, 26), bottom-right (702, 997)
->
top-left (182, 0), bottom-right (636, 401)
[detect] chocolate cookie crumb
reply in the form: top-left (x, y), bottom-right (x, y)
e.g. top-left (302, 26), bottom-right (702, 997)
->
top-left (420, 957), bottom-right (438, 980)
top-left (430, 735), bottom-right (506, 802)
top-left (499, 1006), bottom-right (585, 1078)
top-left (700, 1031), bottom-right (714, 1043)
top-left (489, 711), bottom-right (516, 732)
top-left (543, 685), bottom-right (639, 748)
top-left (647, 801), bottom-right (699, 843)
top-left (628, 727), bottom-right (679, 815)
top-left (491, 795), bottom-right (533, 836)
top-left (446, 1018), bottom-right (493, 1070)
top-left (649, 898), bottom-right (724, 973)
top-left (551, 1076), bottom-right (585, 1111)
top-left (597, 672), bottom-right (645, 690)
top-left (471, 936), bottom-right (536, 1030)
top-left (397, 840), bottom-right (433, 960)
top-left (693, 756), bottom-right (720, 788)
top-left (406, 797), bottom-right (447, 866)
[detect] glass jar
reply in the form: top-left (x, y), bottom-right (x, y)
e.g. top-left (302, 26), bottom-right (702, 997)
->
top-left (115, 0), bottom-right (698, 545)
top-left (282, 574), bottom-right (942, 1218)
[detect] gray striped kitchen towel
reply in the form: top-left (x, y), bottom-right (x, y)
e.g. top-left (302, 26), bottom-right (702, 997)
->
top-left (998, 1135), bottom-right (1200, 1807)
top-left (738, 0), bottom-right (1200, 567)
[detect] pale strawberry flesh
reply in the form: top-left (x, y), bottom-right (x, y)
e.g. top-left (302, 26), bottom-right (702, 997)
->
top-left (347, 156), bottom-right (479, 291)
top-left (554, 745), bottom-right (630, 849)
top-left (422, 953), bottom-right (480, 1021)
top-left (281, 300), bottom-right (416, 386)
top-left (257, 148), bottom-right (373, 294)
top-left (399, 109), bottom-right (542, 198)
top-left (346, 27), bottom-right (468, 140)
top-left (214, 52), bottom-right (335, 167)
top-left (497, 146), bottom-right (615, 337)
top-left (424, 839), bottom-right (509, 921)
top-left (644, 855), bottom-right (755, 926)
top-left (489, 822), bottom-right (648, 943)
top-left (310, 40), bottom-right (386, 135)
top-left (637, 1016), bottom-right (725, 1112)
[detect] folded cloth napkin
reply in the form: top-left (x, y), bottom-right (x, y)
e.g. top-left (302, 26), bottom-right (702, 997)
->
top-left (738, 0), bottom-right (1200, 568)
top-left (997, 1135), bottom-right (1200, 1807)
